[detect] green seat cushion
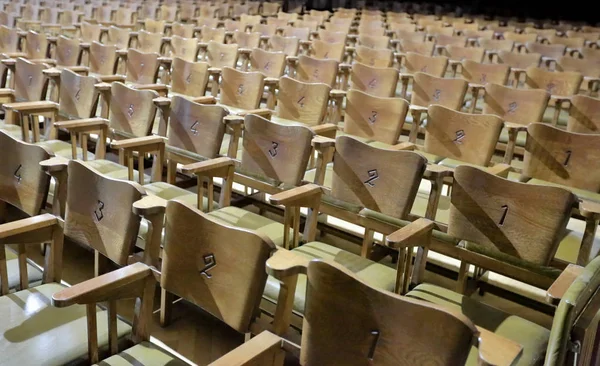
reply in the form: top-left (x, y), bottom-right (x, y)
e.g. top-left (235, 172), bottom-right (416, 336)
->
top-left (263, 241), bottom-right (397, 314)
top-left (0, 283), bottom-right (131, 365)
top-left (36, 139), bottom-right (94, 160)
top-left (304, 162), bottom-right (333, 188)
top-left (407, 283), bottom-right (550, 366)
top-left (498, 128), bottom-right (527, 147)
top-left (95, 341), bottom-right (187, 366)
top-left (410, 190), bottom-right (451, 224)
top-left (0, 123), bottom-right (24, 140)
top-left (526, 178), bottom-right (600, 203)
top-left (207, 206), bottom-right (291, 247)
top-left (4, 248), bottom-right (43, 290)
top-left (82, 159), bottom-right (151, 183)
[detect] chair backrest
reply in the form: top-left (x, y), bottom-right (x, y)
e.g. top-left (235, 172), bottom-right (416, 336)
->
top-left (266, 17), bottom-right (290, 29)
top-left (167, 96), bottom-right (228, 159)
top-left (80, 22), bottom-right (103, 43)
top-left (462, 60), bottom-right (510, 85)
top-left (427, 25), bottom-right (454, 37)
top-left (0, 131), bottom-right (52, 216)
top-left (107, 26), bottom-right (131, 49)
top-left (14, 57), bottom-right (49, 102)
top-left (549, 35), bottom-right (585, 50)
top-left (224, 20), bottom-right (242, 32)
top-left (200, 26), bottom-right (226, 43)
top-left (424, 105), bottom-right (503, 167)
top-left (220, 67), bottom-right (265, 110)
top-left (254, 23), bottom-right (277, 37)
top-left (58, 69), bottom-right (98, 120)
top-left (25, 31), bottom-right (48, 59)
top-left (233, 31), bottom-right (261, 50)
top-left (404, 52), bottom-right (448, 76)
top-left (158, 4), bottom-right (177, 21)
top-left (55, 36), bottom-right (80, 67)
top-left (137, 30), bottom-right (163, 54)
top-left (171, 58), bottom-right (209, 97)
top-left (526, 42), bottom-right (566, 59)
top-left (478, 38), bottom-right (515, 52)
top-left (170, 35), bottom-right (198, 62)
top-left (269, 35), bottom-right (300, 56)
top-left (125, 48), bottom-right (161, 85)
top-left (358, 34), bottom-right (390, 49)
top-left (449, 165), bottom-right (575, 266)
top-left (483, 83), bottom-right (549, 125)
top-left (301, 259), bottom-right (477, 365)
top-left (567, 95), bottom-right (600, 134)
top-left (311, 40), bottom-right (345, 63)
top-left (557, 56), bottom-right (600, 78)
top-left (276, 76), bottom-right (331, 126)
top-left (171, 22), bottom-right (195, 38)
top-left (249, 48), bottom-right (286, 78)
top-left (296, 55), bottom-right (339, 87)
top-left (524, 123), bottom-right (600, 192)
top-left (395, 30), bottom-right (427, 43)
top-left (525, 67), bottom-right (583, 97)
top-left (411, 72), bottom-right (467, 109)
top-left (108, 82), bottom-right (158, 138)
top-left (283, 26), bottom-right (310, 41)
top-left (261, 2), bottom-right (281, 16)
top-left (350, 62), bottom-right (399, 98)
top-left (504, 31), bottom-right (537, 44)
top-left (581, 47), bottom-right (600, 61)
top-left (196, 17), bottom-right (219, 29)
top-left (206, 41), bottom-right (238, 69)
top-left (0, 25), bottom-right (19, 53)
top-left (344, 89), bottom-right (409, 145)
top-left (89, 41), bottom-right (118, 76)
top-left (355, 45), bottom-right (393, 67)
top-left (296, 20), bottom-right (319, 32)
top-left (144, 19), bottom-right (165, 34)
top-left (240, 14), bottom-right (262, 28)
top-left (446, 45), bottom-right (485, 62)
top-left (64, 160), bottom-right (145, 266)
top-left (114, 7), bottom-right (134, 26)
top-left (240, 114), bottom-right (314, 186)
top-left (497, 50), bottom-right (541, 69)
top-left (317, 29), bottom-right (347, 44)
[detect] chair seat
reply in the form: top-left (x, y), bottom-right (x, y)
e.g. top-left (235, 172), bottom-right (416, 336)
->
top-left (407, 283), bottom-right (550, 366)
top-left (4, 248), bottom-right (43, 290)
top-left (263, 241), bottom-right (397, 314)
top-left (94, 341), bottom-right (187, 366)
top-left (526, 178), bottom-right (600, 203)
top-left (207, 206), bottom-right (291, 247)
top-left (498, 127), bottom-right (527, 147)
top-left (82, 159), bottom-right (151, 183)
top-left (35, 139), bottom-right (94, 160)
top-left (0, 282), bottom-right (131, 366)
top-left (0, 123), bottom-right (23, 140)
top-left (542, 105), bottom-right (569, 127)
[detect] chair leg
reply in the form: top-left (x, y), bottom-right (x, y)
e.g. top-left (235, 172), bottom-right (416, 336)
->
top-left (456, 261), bottom-right (469, 294)
top-left (160, 288), bottom-right (175, 327)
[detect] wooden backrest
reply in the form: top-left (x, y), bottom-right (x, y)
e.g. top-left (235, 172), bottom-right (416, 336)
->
top-left (567, 31), bottom-right (600, 42)
top-left (295, 20), bottom-right (319, 32)
top-left (399, 40), bottom-right (435, 56)
top-left (58, 68), bottom-right (98, 119)
top-left (283, 26), bottom-right (310, 41)
top-left (261, 2), bottom-right (281, 16)
top-left (549, 35), bottom-right (585, 49)
top-left (254, 23), bottom-right (277, 37)
top-left (354, 45), bottom-right (393, 67)
top-left (233, 31), bottom-right (261, 49)
top-left (64, 160), bottom-right (144, 266)
top-left (301, 259), bottom-right (476, 365)
top-left (317, 29), bottom-right (347, 44)
top-left (220, 67), bottom-right (265, 110)
top-left (171, 23), bottom-right (195, 38)
top-left (107, 26), bottom-right (130, 49)
top-left (350, 62), bottom-right (399, 97)
top-left (525, 42), bottom-right (566, 59)
top-left (200, 26), bottom-right (225, 43)
top-left (170, 35), bottom-right (198, 62)
top-left (206, 41), bottom-right (238, 69)
top-left (14, 57), bottom-right (48, 102)
top-left (276, 76), bottom-right (331, 126)
top-left (390, 23), bottom-right (417, 34)
top-left (497, 50), bottom-right (541, 69)
top-left (435, 34), bottom-right (467, 48)
top-left (196, 17), bottom-right (219, 29)
top-left (125, 48), bottom-right (160, 84)
top-left (161, 200), bottom-right (274, 333)
top-left (167, 95), bottom-right (228, 159)
top-left (269, 35), bottom-right (299, 56)
top-left (311, 40), bottom-right (345, 63)
top-left (581, 48), bottom-right (600, 61)
top-left (567, 95), bottom-right (600, 134)
top-left (25, 31), bottom-right (48, 59)
top-left (89, 41), bottom-right (118, 76)
top-left (524, 123), bottom-right (600, 192)
top-left (357, 34), bottom-right (389, 49)
top-left (525, 66), bottom-right (583, 96)
top-left (158, 4), bottom-right (177, 21)
top-left (224, 20), bottom-right (242, 32)
top-left (80, 22), bottom-right (102, 43)
top-left (240, 114), bottom-right (314, 186)
top-left (478, 38), bottom-right (515, 52)
top-left (426, 25), bottom-right (454, 36)
top-left (0, 25), bottom-right (19, 53)
top-left (144, 19), bottom-right (165, 34)
top-left (395, 30), bottom-right (427, 43)
top-left (557, 56), bottom-right (600, 77)
top-left (446, 45), bottom-right (485, 62)
top-left (449, 165), bottom-right (575, 265)
top-left (296, 55), bottom-right (339, 87)
top-left (278, 12), bottom-right (299, 22)
top-left (0, 131), bottom-right (51, 216)
top-left (249, 48), bottom-right (286, 78)
top-left (504, 31), bottom-right (538, 44)
top-left (108, 82), bottom-right (158, 138)
top-left (137, 30), bottom-right (163, 54)
top-left (462, 60), bottom-right (510, 85)
top-left (483, 83), bottom-right (550, 125)
top-left (411, 72), bottom-right (467, 108)
top-left (266, 17), bottom-right (290, 29)
top-left (171, 57), bottom-right (209, 97)
top-left (55, 36), bottom-right (80, 67)
top-left (424, 105), bottom-right (503, 166)
top-left (464, 30), bottom-right (495, 40)
top-left (114, 8), bottom-right (134, 26)
top-left (240, 14), bottom-right (261, 28)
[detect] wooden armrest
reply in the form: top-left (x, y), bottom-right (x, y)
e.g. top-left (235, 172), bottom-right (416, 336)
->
top-left (486, 163), bottom-right (511, 178)
top-left (399, 73), bottom-right (414, 81)
top-left (329, 89), bottom-right (346, 98)
top-left (28, 59), bottom-right (56, 65)
top-left (238, 48), bottom-right (252, 55)
top-left (546, 264), bottom-right (584, 305)
top-left (384, 218), bottom-right (434, 249)
top-left (409, 105), bottom-right (428, 112)
top-left (40, 156), bottom-right (69, 173)
top-left (448, 59), bottom-right (461, 66)
top-left (132, 195), bottom-right (167, 216)
top-left (52, 263), bottom-right (153, 307)
top-left (391, 142), bottom-right (416, 151)
top-left (512, 68), bottom-right (526, 76)
top-left (238, 108), bottom-right (272, 119)
top-left (66, 65), bottom-right (90, 74)
top-left (208, 67), bottom-right (222, 74)
top-left (269, 184), bottom-right (322, 207)
top-left (43, 68), bottom-right (63, 77)
top-left (264, 77), bottom-right (279, 86)
top-left (191, 96), bottom-right (217, 104)
top-left (266, 248), bottom-right (310, 279)
top-left (477, 327), bottom-right (523, 366)
top-left (579, 199), bottom-right (600, 220)
top-left (311, 135), bottom-right (336, 149)
top-left (116, 49), bottom-right (129, 57)
top-left (110, 135), bottom-right (166, 150)
top-left (210, 331), bottom-right (284, 366)
top-left (338, 63), bottom-right (352, 71)
top-left (181, 157), bottom-right (235, 176)
top-left (131, 83), bottom-right (168, 93)
top-left (0, 213), bottom-right (58, 242)
top-left (79, 42), bottom-right (90, 50)
top-left (95, 82), bottom-right (114, 91)
top-left (54, 118), bottom-right (108, 130)
top-left (2, 52), bottom-right (27, 59)
top-left (285, 56), bottom-right (298, 64)
top-left (550, 95), bottom-right (572, 104)
top-left (97, 75), bottom-right (126, 83)
top-left (469, 83), bottom-right (486, 90)
top-left (311, 123), bottom-right (337, 135)
top-left (223, 115), bottom-right (245, 125)
top-left (504, 122), bottom-right (528, 132)
top-left (1, 58), bottom-right (16, 67)
top-left (423, 164), bottom-right (453, 179)
top-left (3, 101), bottom-right (58, 112)
top-left (299, 40), bottom-right (311, 47)
top-left (157, 56), bottom-right (172, 65)
top-left (153, 97), bottom-right (171, 107)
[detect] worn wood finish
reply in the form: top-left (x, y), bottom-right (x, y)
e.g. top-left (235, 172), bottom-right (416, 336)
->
top-left (125, 49), bottom-right (161, 85)
top-left (462, 60), bottom-right (510, 85)
top-left (296, 55), bottom-right (339, 87)
top-left (59, 68), bottom-right (99, 121)
top-left (109, 82), bottom-right (158, 138)
top-left (220, 67), bottom-right (265, 110)
top-left (207, 41), bottom-right (238, 69)
top-left (557, 56), bottom-right (600, 77)
top-left (483, 83), bottom-right (550, 124)
top-left (249, 49), bottom-right (286, 78)
top-left (13, 57), bottom-right (49, 102)
top-left (449, 165), bottom-right (576, 265)
top-left (268, 35), bottom-right (300, 56)
top-left (55, 36), bottom-right (80, 67)
top-left (424, 105), bottom-right (503, 166)
top-left (311, 40), bottom-right (345, 63)
top-left (276, 76), bottom-right (331, 126)
top-left (350, 62), bottom-right (399, 98)
top-left (525, 66), bottom-right (583, 96)
top-left (523, 123), bottom-right (600, 192)
top-left (354, 45), bottom-right (393, 67)
top-left (404, 52), bottom-right (448, 77)
top-left (344, 89), bottom-right (409, 145)
top-left (567, 95), bottom-right (600, 133)
top-left (301, 260), bottom-right (477, 365)
top-left (169, 35), bottom-right (199, 63)
top-left (171, 58), bottom-right (210, 97)
top-left (411, 72), bottom-right (467, 109)
top-left (478, 38), bottom-right (515, 53)
top-left (89, 42), bottom-right (118, 76)
top-left (497, 51), bottom-right (542, 69)
top-left (241, 114), bottom-right (314, 186)
top-left (25, 31), bottom-right (49, 59)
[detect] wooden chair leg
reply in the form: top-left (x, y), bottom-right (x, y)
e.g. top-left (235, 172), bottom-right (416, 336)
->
top-left (456, 261), bottom-right (469, 294)
top-left (160, 288), bottom-right (175, 327)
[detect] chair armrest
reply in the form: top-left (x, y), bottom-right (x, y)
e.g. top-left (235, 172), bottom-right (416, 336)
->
top-left (66, 65), bottom-right (90, 74)
top-left (550, 95), bottom-right (572, 105)
top-left (390, 142), bottom-right (416, 151)
top-left (153, 96), bottom-right (171, 107)
top-left (97, 75), bottom-right (126, 83)
top-left (311, 123), bottom-right (337, 136)
top-left (409, 105), bottom-right (428, 112)
top-left (486, 163), bottom-right (511, 178)
top-left (269, 183), bottom-right (322, 207)
top-left (579, 199), bottom-right (600, 220)
top-left (399, 73), bottom-right (414, 82)
top-left (2, 52), bottom-right (27, 59)
top-left (2, 101), bottom-right (58, 113)
top-left (110, 135), bottom-right (167, 150)
top-left (40, 156), bottom-right (69, 173)
top-left (264, 77), bottom-right (279, 86)
top-left (52, 263), bottom-right (154, 307)
top-left (132, 195), bottom-right (167, 217)
top-left (0, 213), bottom-right (58, 242)
top-left (43, 68), bottom-right (62, 78)
top-left (190, 96), bottom-right (217, 104)
top-left (546, 264), bottom-right (584, 305)
top-left (311, 135), bottom-right (336, 149)
top-left (157, 56), bottom-right (172, 66)
top-left (469, 83), bottom-right (486, 91)
top-left (54, 118), bottom-right (109, 133)
top-left (1, 58), bottom-right (16, 67)
top-left (329, 89), bottom-right (346, 98)
top-left (238, 108), bottom-right (272, 119)
top-left (423, 164), bottom-right (453, 180)
top-left (384, 218), bottom-right (434, 249)
top-left (209, 331), bottom-right (284, 366)
top-left (266, 247), bottom-right (310, 280)
top-left (181, 157), bottom-right (235, 177)
top-left (338, 63), bottom-right (352, 72)
top-left (208, 67), bottom-right (222, 75)
top-left (477, 327), bottom-right (523, 366)
top-left (95, 82), bottom-right (113, 91)
top-left (504, 121), bottom-right (528, 132)
top-left (131, 83), bottom-right (169, 93)
top-left (285, 55), bottom-right (298, 65)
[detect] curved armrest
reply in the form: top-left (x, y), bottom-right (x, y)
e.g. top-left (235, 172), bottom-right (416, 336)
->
top-left (66, 65), bottom-right (90, 75)
top-left (191, 96), bottom-right (217, 104)
top-left (579, 199), bottom-right (600, 220)
top-left (1, 58), bottom-right (16, 67)
top-left (504, 121), bottom-right (528, 132)
top-left (181, 157), bottom-right (235, 177)
top-left (391, 141), bottom-right (416, 151)
top-left (311, 123), bottom-right (337, 137)
top-left (3, 100), bottom-right (58, 113)
top-left (311, 135), bottom-right (336, 149)
top-left (0, 213), bottom-right (58, 242)
top-left (210, 331), bottom-right (284, 366)
top-left (97, 74), bottom-right (126, 82)
top-left (153, 96), bottom-right (171, 107)
top-left (385, 218), bottom-right (434, 249)
top-left (546, 264), bottom-right (584, 305)
top-left (52, 263), bottom-right (154, 307)
top-left (423, 164), bottom-right (453, 180)
top-left (40, 156), bottom-right (69, 173)
top-left (266, 248), bottom-right (310, 279)
top-left (54, 118), bottom-right (109, 133)
top-left (285, 55), bottom-right (298, 65)
top-left (487, 163), bottom-right (511, 178)
top-left (95, 82), bottom-right (114, 91)
top-left (110, 135), bottom-right (166, 150)
top-left (132, 195), bottom-right (167, 216)
top-left (43, 68), bottom-right (62, 78)
top-left (550, 95), bottom-right (572, 105)
top-left (269, 183), bottom-right (322, 208)
top-left (264, 77), bottom-right (279, 86)
top-left (477, 327), bottom-right (523, 366)
top-left (238, 108), bottom-right (272, 119)
top-left (329, 89), bottom-right (346, 99)
top-left (131, 83), bottom-right (169, 93)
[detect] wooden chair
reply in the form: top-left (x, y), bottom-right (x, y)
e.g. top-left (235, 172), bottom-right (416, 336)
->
top-left (292, 55), bottom-right (339, 88)
top-left (445, 45), bottom-right (486, 76)
top-left (557, 56), bottom-right (600, 96)
top-left (170, 22), bottom-right (195, 38)
top-left (248, 48), bottom-right (287, 80)
top-left (316, 29), bottom-right (347, 45)
top-left (461, 60), bottom-right (511, 112)
top-left (204, 41), bottom-right (239, 95)
top-left (566, 94), bottom-right (600, 133)
top-left (142, 19), bottom-right (166, 34)
top-left (478, 38), bottom-right (515, 62)
top-left (216, 67), bottom-right (269, 118)
top-left (397, 39), bottom-right (436, 57)
top-left (163, 34), bottom-right (199, 63)
top-left (268, 35), bottom-right (300, 56)
top-left (526, 42), bottom-right (567, 69)
top-left (135, 30), bottom-right (164, 54)
top-left (106, 26), bottom-right (134, 50)
top-left (348, 62), bottom-right (399, 97)
top-left (497, 50), bottom-right (542, 86)
top-left (22, 30), bottom-right (55, 64)
top-left (308, 39), bottom-right (346, 63)
top-left (353, 45), bottom-right (393, 67)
